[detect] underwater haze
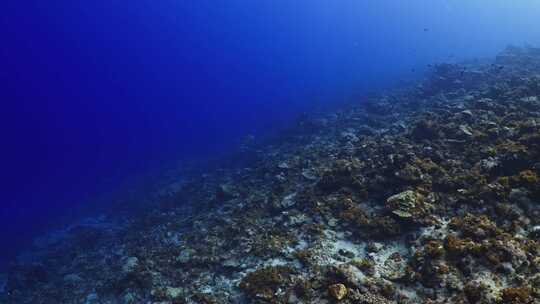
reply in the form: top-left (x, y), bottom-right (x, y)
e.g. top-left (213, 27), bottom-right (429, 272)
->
top-left (2, 0), bottom-right (540, 279)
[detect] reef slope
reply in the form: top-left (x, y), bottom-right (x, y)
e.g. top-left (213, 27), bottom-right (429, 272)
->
top-left (3, 46), bottom-right (540, 304)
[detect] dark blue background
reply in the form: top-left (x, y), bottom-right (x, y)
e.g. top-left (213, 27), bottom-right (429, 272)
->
top-left (1, 1), bottom-right (539, 270)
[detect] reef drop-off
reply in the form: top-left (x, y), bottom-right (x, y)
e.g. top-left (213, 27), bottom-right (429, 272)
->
top-left (2, 46), bottom-right (540, 304)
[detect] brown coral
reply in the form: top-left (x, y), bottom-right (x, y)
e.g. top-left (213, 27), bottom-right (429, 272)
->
top-left (328, 283), bottom-right (348, 300)
top-left (501, 287), bottom-right (533, 304)
top-left (239, 266), bottom-right (294, 300)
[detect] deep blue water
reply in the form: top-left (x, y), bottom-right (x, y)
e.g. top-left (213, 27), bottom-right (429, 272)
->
top-left (1, 0), bottom-right (540, 270)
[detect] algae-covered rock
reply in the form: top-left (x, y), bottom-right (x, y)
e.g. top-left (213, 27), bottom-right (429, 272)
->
top-left (379, 252), bottom-right (407, 281)
top-left (386, 190), bottom-right (418, 218)
top-left (239, 266), bottom-right (293, 300)
top-left (386, 190), bottom-right (431, 223)
top-left (317, 159), bottom-right (363, 192)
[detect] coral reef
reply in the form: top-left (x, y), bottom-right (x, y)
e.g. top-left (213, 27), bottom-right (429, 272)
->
top-left (3, 45), bottom-right (540, 303)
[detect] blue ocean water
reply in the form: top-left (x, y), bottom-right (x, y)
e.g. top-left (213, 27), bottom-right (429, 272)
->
top-left (1, 0), bottom-right (540, 271)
